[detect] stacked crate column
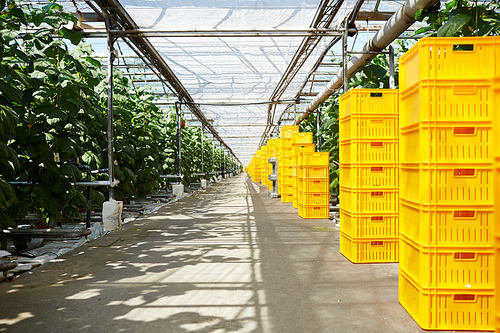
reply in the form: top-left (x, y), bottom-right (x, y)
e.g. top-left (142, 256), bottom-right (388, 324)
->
top-left (291, 132), bottom-right (314, 209)
top-left (298, 151), bottom-right (330, 219)
top-left (339, 89), bottom-right (399, 264)
top-left (278, 137), bottom-right (293, 202)
top-left (260, 146), bottom-right (269, 187)
top-left (494, 76), bottom-right (500, 333)
top-left (398, 37), bottom-right (499, 331)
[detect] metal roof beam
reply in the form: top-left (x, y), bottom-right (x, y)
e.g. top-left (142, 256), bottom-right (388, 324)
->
top-left (90, 0), bottom-right (240, 164)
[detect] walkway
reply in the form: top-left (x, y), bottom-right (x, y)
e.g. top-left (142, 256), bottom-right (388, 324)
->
top-left (0, 174), bottom-right (460, 332)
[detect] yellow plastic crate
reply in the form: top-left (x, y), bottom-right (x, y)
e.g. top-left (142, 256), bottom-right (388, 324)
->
top-left (280, 175), bottom-right (293, 186)
top-left (281, 156), bottom-right (293, 166)
top-left (292, 143), bottom-right (315, 156)
top-left (339, 89), bottom-right (399, 118)
top-left (279, 137), bottom-right (292, 147)
top-left (399, 80), bottom-right (494, 129)
top-left (298, 203), bottom-right (329, 219)
top-left (340, 163), bottom-right (398, 188)
top-left (293, 190), bottom-right (299, 209)
top-left (340, 114), bottom-right (398, 141)
top-left (291, 132), bottom-right (313, 145)
top-left (281, 193), bottom-right (293, 203)
top-left (292, 166), bottom-right (299, 177)
top-left (340, 138), bottom-right (398, 164)
top-left (399, 235), bottom-right (494, 290)
top-left (298, 166), bottom-right (329, 179)
top-left (299, 191), bottom-right (329, 205)
top-left (400, 163), bottom-right (493, 206)
top-left (298, 152), bottom-right (329, 166)
top-left (340, 209), bottom-right (398, 239)
top-left (280, 125), bottom-right (299, 138)
top-left (493, 76), bottom-right (500, 333)
top-left (399, 269), bottom-right (494, 331)
top-left (340, 232), bottom-right (398, 263)
top-left (399, 199), bottom-right (493, 248)
top-left (298, 178), bottom-right (329, 192)
top-left (282, 184), bottom-right (294, 194)
top-left (339, 186), bottom-right (398, 213)
top-left (280, 165), bottom-right (293, 176)
top-left (399, 37), bottom-right (500, 90)
top-left (401, 123), bottom-right (492, 164)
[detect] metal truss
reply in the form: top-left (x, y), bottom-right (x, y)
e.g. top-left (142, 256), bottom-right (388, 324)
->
top-left (89, 0), bottom-right (241, 164)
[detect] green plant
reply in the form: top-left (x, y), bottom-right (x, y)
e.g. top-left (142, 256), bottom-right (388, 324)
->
top-left (414, 0), bottom-right (500, 37)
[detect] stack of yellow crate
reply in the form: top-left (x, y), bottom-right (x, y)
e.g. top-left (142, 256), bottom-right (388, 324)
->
top-left (280, 126), bottom-right (298, 203)
top-left (260, 145), bottom-right (268, 186)
top-left (494, 76), bottom-right (500, 333)
top-left (291, 132), bottom-right (314, 208)
top-left (398, 37), bottom-right (499, 331)
top-left (339, 89), bottom-right (399, 263)
top-left (267, 139), bottom-right (277, 191)
top-left (298, 151), bottom-right (330, 218)
top-left (253, 150), bottom-right (261, 183)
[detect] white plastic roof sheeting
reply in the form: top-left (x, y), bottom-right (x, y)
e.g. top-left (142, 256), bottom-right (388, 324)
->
top-left (114, 0), bottom-right (356, 166)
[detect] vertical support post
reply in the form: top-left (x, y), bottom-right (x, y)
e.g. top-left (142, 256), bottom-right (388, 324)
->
top-left (212, 139), bottom-right (215, 174)
top-left (175, 102), bottom-right (182, 183)
top-left (317, 107), bottom-right (322, 150)
top-left (219, 141), bottom-right (224, 178)
top-left (200, 124), bottom-right (204, 175)
top-left (389, 45), bottom-right (395, 89)
top-left (106, 18), bottom-right (115, 201)
top-left (342, 17), bottom-right (349, 94)
top-left (86, 167), bottom-right (91, 228)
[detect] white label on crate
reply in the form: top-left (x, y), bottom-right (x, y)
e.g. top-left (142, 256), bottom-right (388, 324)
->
top-left (465, 284), bottom-right (472, 288)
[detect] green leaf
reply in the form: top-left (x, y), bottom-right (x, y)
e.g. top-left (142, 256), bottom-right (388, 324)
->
top-left (437, 13), bottom-right (471, 37)
top-left (1, 29), bottom-right (19, 42)
top-left (57, 137), bottom-right (77, 155)
top-left (44, 16), bottom-right (67, 30)
top-left (59, 27), bottom-right (82, 45)
top-left (0, 80), bottom-right (23, 101)
top-left (0, 179), bottom-right (16, 211)
top-left (60, 163), bottom-right (82, 181)
top-left (0, 104), bottom-right (19, 138)
top-left (47, 109), bottom-right (68, 125)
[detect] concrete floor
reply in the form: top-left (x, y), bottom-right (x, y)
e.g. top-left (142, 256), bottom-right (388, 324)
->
top-left (0, 174), bottom-right (477, 332)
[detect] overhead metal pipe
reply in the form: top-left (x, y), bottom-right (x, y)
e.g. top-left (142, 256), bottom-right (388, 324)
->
top-left (296, 0), bottom-right (439, 124)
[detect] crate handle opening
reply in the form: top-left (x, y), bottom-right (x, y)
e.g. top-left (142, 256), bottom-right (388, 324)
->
top-left (454, 252), bottom-right (476, 260)
top-left (453, 44), bottom-right (474, 52)
top-left (453, 294), bottom-right (476, 302)
top-left (371, 167), bottom-right (384, 172)
top-left (371, 216), bottom-right (384, 222)
top-left (371, 241), bottom-right (384, 246)
top-left (453, 168), bottom-right (475, 177)
top-left (454, 127), bottom-right (476, 135)
top-left (370, 118), bottom-right (384, 123)
top-left (370, 92), bottom-right (383, 97)
top-left (370, 142), bottom-right (384, 147)
top-left (313, 207), bottom-right (321, 210)
top-left (452, 85), bottom-right (476, 95)
top-left (371, 191), bottom-right (384, 197)
top-left (453, 210), bottom-right (476, 218)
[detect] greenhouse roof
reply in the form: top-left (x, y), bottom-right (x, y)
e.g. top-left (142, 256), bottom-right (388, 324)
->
top-left (63, 0), bottom-right (414, 165)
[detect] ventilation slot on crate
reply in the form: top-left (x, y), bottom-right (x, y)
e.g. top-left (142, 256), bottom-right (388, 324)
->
top-left (454, 127), bottom-right (475, 135)
top-left (453, 294), bottom-right (476, 302)
top-left (454, 169), bottom-right (475, 176)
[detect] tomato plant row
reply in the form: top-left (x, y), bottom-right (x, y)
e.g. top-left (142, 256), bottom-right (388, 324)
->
top-left (0, 1), bottom-right (235, 249)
